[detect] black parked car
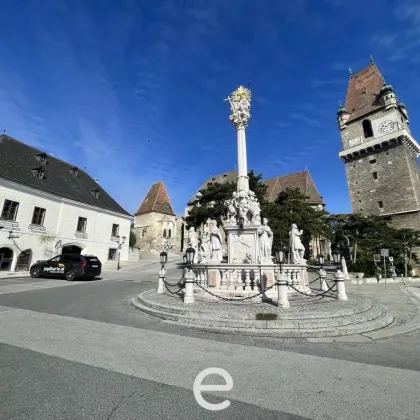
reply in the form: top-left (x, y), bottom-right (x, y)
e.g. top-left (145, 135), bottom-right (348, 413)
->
top-left (30, 254), bottom-right (102, 281)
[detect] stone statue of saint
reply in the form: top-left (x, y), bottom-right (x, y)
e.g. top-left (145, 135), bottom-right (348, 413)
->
top-left (210, 224), bottom-right (223, 262)
top-left (202, 231), bottom-right (211, 261)
top-left (257, 218), bottom-right (273, 262)
top-left (248, 192), bottom-right (261, 225)
top-left (289, 223), bottom-right (306, 264)
top-left (225, 198), bottom-right (237, 224)
top-left (188, 227), bottom-right (199, 263)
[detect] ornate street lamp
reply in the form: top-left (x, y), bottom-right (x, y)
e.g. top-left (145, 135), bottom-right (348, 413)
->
top-left (332, 249), bottom-right (341, 265)
top-left (275, 247), bottom-right (286, 273)
top-left (317, 253), bottom-right (325, 270)
top-left (160, 251), bottom-right (168, 269)
top-left (186, 247), bottom-right (195, 270)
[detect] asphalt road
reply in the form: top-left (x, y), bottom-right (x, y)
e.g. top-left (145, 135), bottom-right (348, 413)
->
top-left (1, 262), bottom-right (420, 420)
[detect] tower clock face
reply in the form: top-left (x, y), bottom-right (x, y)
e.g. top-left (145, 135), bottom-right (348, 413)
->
top-left (378, 120), bottom-right (395, 134)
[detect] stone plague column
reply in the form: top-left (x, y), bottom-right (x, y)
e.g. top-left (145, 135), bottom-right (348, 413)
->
top-left (225, 87), bottom-right (251, 193)
top-left (223, 86), bottom-right (264, 265)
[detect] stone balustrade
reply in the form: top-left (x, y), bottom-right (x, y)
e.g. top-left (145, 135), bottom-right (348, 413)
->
top-left (191, 263), bottom-right (309, 300)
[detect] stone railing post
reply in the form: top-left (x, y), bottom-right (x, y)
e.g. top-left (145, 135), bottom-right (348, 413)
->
top-left (244, 269), bottom-right (251, 291)
top-left (319, 268), bottom-right (328, 291)
top-left (184, 269), bottom-right (195, 304)
top-left (335, 270), bottom-right (348, 301)
top-left (276, 268), bottom-right (290, 308)
top-left (157, 267), bottom-right (166, 294)
top-left (253, 269), bottom-right (260, 292)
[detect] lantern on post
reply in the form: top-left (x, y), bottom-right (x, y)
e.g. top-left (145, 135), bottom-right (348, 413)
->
top-left (186, 247), bottom-right (195, 269)
top-left (332, 249), bottom-right (341, 265)
top-left (317, 254), bottom-right (325, 270)
top-left (159, 251), bottom-right (168, 269)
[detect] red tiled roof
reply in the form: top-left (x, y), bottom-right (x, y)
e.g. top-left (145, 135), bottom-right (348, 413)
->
top-left (345, 63), bottom-right (385, 122)
top-left (187, 170), bottom-right (237, 205)
top-left (135, 181), bottom-right (175, 216)
top-left (263, 170), bottom-right (324, 204)
top-left (187, 169), bottom-right (324, 205)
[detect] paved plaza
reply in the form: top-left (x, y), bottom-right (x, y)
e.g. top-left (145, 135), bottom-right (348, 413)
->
top-left (1, 259), bottom-right (420, 419)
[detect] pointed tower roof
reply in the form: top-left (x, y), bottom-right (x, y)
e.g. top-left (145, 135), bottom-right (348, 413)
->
top-left (135, 181), bottom-right (175, 216)
top-left (344, 63), bottom-right (385, 122)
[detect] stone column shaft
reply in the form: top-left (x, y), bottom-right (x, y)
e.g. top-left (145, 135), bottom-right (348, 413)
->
top-left (237, 127), bottom-right (249, 192)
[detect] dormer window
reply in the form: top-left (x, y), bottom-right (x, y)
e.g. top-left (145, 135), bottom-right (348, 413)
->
top-left (91, 188), bottom-right (100, 198)
top-left (36, 153), bottom-right (48, 165)
top-left (31, 167), bottom-right (45, 179)
top-left (69, 166), bottom-right (79, 177)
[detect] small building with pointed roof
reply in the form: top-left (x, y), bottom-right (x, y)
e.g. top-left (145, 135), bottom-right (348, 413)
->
top-left (133, 181), bottom-right (183, 251)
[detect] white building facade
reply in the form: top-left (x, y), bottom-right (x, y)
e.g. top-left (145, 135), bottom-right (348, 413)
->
top-left (0, 135), bottom-right (132, 272)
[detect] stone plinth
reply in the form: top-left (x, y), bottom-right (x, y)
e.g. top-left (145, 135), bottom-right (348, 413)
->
top-left (225, 225), bottom-right (260, 264)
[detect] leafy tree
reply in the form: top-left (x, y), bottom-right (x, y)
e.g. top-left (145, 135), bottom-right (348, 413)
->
top-left (261, 188), bottom-right (330, 254)
top-left (129, 230), bottom-right (137, 248)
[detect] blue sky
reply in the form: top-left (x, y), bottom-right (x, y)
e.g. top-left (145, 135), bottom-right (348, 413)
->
top-left (1, 0), bottom-right (419, 216)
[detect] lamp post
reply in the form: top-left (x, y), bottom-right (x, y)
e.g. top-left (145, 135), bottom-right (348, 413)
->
top-left (275, 247), bottom-right (289, 308)
top-left (332, 249), bottom-right (341, 267)
top-left (184, 247), bottom-right (196, 304)
top-left (318, 253), bottom-right (328, 292)
top-left (116, 235), bottom-right (126, 270)
top-left (157, 251), bottom-right (168, 294)
top-left (317, 254), bottom-right (325, 270)
top-left (380, 247), bottom-right (389, 288)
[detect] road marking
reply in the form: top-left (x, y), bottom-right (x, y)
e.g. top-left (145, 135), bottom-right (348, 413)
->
top-left (0, 306), bottom-right (419, 420)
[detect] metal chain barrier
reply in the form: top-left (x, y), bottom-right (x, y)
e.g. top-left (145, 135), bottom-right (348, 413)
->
top-left (194, 281), bottom-right (276, 302)
top-left (286, 281), bottom-right (338, 299)
top-left (163, 272), bottom-right (185, 288)
top-left (162, 273), bottom-right (185, 295)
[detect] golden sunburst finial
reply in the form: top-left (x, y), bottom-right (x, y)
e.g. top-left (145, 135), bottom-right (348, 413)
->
top-left (231, 85), bottom-right (251, 102)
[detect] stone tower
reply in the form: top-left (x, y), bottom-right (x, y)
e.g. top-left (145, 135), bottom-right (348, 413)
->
top-left (337, 61), bottom-right (420, 230)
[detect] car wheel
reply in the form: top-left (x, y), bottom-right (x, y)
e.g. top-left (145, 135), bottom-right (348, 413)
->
top-left (30, 267), bottom-right (41, 278)
top-left (65, 269), bottom-right (76, 281)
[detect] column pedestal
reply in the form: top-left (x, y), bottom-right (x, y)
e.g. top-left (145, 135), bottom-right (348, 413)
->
top-left (225, 225), bottom-right (260, 264)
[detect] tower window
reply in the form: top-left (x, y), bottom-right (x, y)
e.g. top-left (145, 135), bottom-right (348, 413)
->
top-left (163, 228), bottom-right (167, 238)
top-left (369, 158), bottom-right (376, 164)
top-left (378, 201), bottom-right (384, 209)
top-left (362, 119), bottom-right (373, 138)
top-left (357, 191), bottom-right (360, 195)
top-left (168, 229), bottom-right (172, 238)
top-left (373, 172), bottom-right (378, 180)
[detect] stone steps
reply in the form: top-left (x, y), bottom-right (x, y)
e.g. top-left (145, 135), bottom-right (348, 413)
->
top-left (131, 291), bottom-right (394, 338)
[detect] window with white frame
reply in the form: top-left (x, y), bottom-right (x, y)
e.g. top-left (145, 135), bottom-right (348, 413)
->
top-left (76, 217), bottom-right (87, 232)
top-left (31, 207), bottom-right (46, 226)
top-left (1, 200), bottom-right (19, 221)
top-left (112, 224), bottom-right (119, 236)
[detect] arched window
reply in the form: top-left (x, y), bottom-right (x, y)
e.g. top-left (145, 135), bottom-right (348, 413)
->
top-left (362, 119), bottom-right (373, 138)
top-left (163, 228), bottom-right (167, 238)
top-left (141, 228), bottom-right (147, 238)
top-left (168, 229), bottom-right (172, 238)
